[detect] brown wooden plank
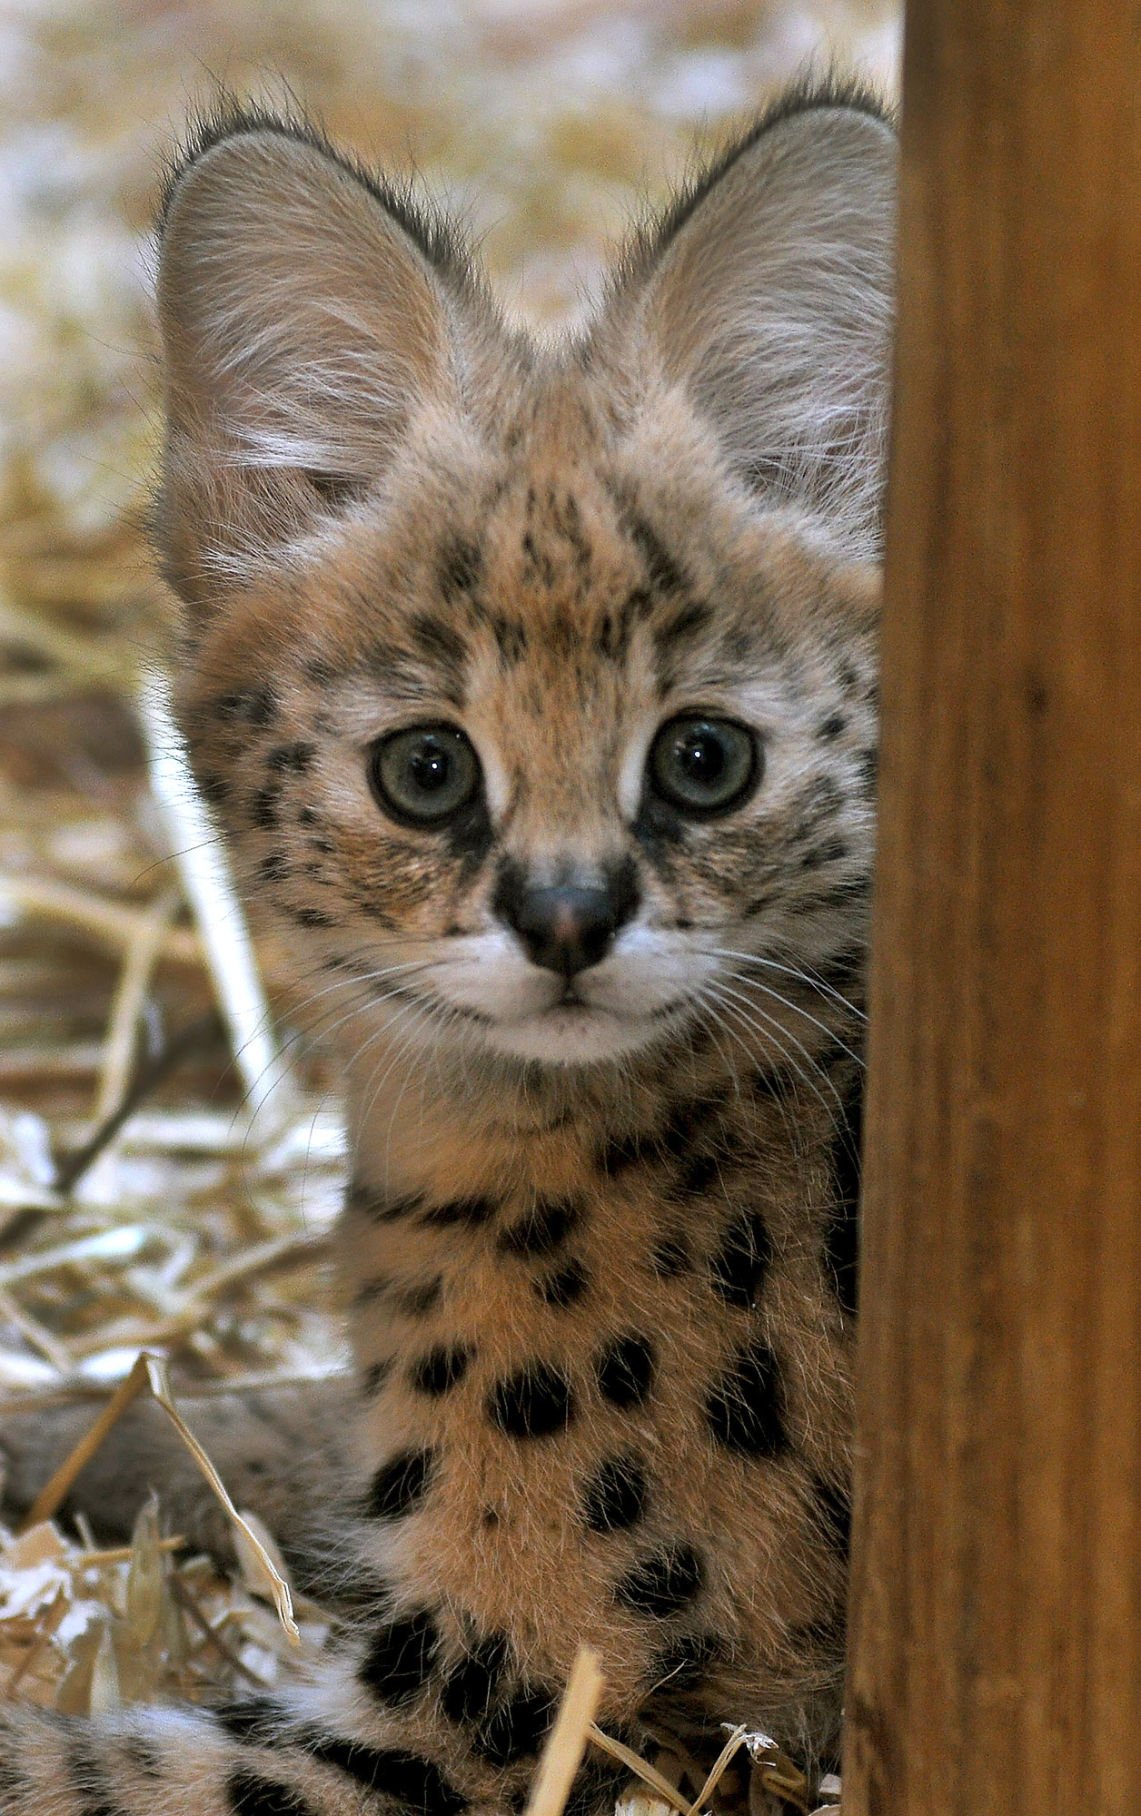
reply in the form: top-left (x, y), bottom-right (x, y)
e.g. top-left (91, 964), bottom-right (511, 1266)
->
top-left (844, 3), bottom-right (1141, 1812)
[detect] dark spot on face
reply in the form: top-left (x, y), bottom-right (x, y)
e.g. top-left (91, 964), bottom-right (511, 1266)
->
top-left (472, 1687), bottom-right (557, 1767)
top-left (631, 790), bottom-right (686, 869)
top-left (267, 742), bottom-right (315, 773)
top-left (441, 1632), bottom-right (510, 1725)
top-left (489, 1364), bottom-right (575, 1439)
top-left (409, 611), bottom-right (469, 675)
top-left (419, 1196), bottom-right (496, 1229)
top-left (654, 600), bottom-right (712, 655)
top-left (249, 785), bottom-right (280, 830)
top-left (298, 805), bottom-right (319, 826)
top-left (817, 713), bottom-right (847, 741)
top-left (213, 685), bottom-right (277, 729)
top-left (582, 1454), bottom-right (649, 1533)
top-left (366, 1448), bottom-right (436, 1519)
top-left (438, 536), bottom-right (483, 601)
top-left (596, 1334), bottom-right (656, 1408)
top-left (409, 1344), bottom-right (473, 1397)
top-left (813, 1475), bottom-right (852, 1556)
top-left (534, 1259), bottom-right (590, 1308)
top-left (799, 836), bottom-right (849, 870)
top-left (709, 1211), bottom-right (772, 1308)
top-left (292, 907), bottom-right (336, 929)
top-left (258, 852), bottom-right (288, 883)
top-left (496, 1199), bottom-right (580, 1258)
top-left (648, 1632), bottom-right (722, 1695)
top-left (650, 1236), bottom-right (690, 1277)
top-left (628, 511), bottom-right (688, 596)
top-left (358, 1609), bottom-right (440, 1706)
top-left (705, 1342), bottom-right (789, 1457)
top-left (199, 769), bottom-right (229, 806)
top-left (614, 1544), bottom-right (704, 1618)
top-left (856, 747), bottom-right (878, 795)
top-left (491, 613), bottom-right (528, 664)
top-left (227, 1770), bottom-right (316, 1816)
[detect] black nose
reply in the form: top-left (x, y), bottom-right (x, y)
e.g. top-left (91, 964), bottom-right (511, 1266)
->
top-left (510, 886), bottom-right (618, 978)
top-left (493, 861), bottom-right (640, 979)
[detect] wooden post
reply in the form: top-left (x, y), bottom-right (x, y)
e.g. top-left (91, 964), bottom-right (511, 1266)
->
top-left (844, 4), bottom-right (1141, 1813)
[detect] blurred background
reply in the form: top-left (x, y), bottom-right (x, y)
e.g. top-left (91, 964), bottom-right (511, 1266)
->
top-left (0, 0), bottom-right (898, 1722)
top-left (0, 0), bottom-right (901, 1387)
top-left (0, 0), bottom-right (901, 1380)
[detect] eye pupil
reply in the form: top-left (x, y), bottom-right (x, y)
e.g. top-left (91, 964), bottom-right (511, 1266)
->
top-left (648, 713), bottom-right (760, 816)
top-left (678, 732), bottom-right (725, 784)
top-left (368, 723), bottom-right (480, 826)
top-left (410, 743), bottom-right (450, 791)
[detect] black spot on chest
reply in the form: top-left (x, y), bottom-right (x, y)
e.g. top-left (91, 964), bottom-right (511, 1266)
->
top-left (650, 1235), bottom-right (691, 1277)
top-left (358, 1609), bottom-right (440, 1705)
top-left (615, 1544), bottom-right (704, 1617)
top-left (648, 1631), bottom-right (723, 1696)
top-left (677, 1149), bottom-right (720, 1196)
top-left (596, 1334), bottom-right (656, 1407)
top-left (362, 1360), bottom-right (392, 1397)
top-left (489, 1364), bottom-right (575, 1439)
top-left (419, 1195), bottom-right (497, 1229)
top-left (812, 1474), bottom-right (852, 1556)
top-left (824, 1076), bottom-right (863, 1317)
top-left (581, 1454), bottom-right (649, 1532)
top-left (534, 1259), bottom-right (590, 1307)
top-left (366, 1448), bottom-right (436, 1519)
top-left (471, 1687), bottom-right (557, 1766)
top-left (597, 1130), bottom-right (652, 1175)
top-left (708, 1210), bottom-right (772, 1308)
top-left (395, 1276), bottom-right (443, 1317)
top-left (441, 1632), bottom-right (510, 1724)
top-left (409, 1344), bottom-right (473, 1397)
top-left (347, 1184), bottom-right (424, 1224)
top-left (497, 1199), bottom-right (580, 1258)
top-left (705, 1342), bottom-right (789, 1457)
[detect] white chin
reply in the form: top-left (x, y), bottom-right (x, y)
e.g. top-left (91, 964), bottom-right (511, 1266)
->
top-left (480, 1004), bottom-right (657, 1067)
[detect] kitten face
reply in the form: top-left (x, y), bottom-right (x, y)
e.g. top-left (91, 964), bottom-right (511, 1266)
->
top-left (182, 381), bottom-right (878, 1070)
top-left (160, 95), bottom-right (893, 1075)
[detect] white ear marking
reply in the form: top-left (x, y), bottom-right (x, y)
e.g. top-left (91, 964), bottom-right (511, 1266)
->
top-left (155, 115), bottom-right (472, 607)
top-left (605, 92), bottom-right (897, 558)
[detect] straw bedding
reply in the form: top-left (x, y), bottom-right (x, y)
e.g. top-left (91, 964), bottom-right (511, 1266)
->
top-left (0, 4), bottom-right (896, 1809)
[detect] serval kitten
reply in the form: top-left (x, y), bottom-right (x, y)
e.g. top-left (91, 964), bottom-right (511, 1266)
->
top-left (0, 81), bottom-right (894, 1816)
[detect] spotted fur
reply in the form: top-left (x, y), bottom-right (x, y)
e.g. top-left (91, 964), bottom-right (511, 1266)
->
top-left (0, 78), bottom-right (895, 1816)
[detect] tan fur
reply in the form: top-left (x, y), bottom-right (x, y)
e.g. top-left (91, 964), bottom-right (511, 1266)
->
top-left (0, 84), bottom-right (893, 1816)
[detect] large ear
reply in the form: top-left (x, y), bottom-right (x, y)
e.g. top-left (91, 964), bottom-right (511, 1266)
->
top-left (606, 90), bottom-right (897, 557)
top-left (155, 112), bottom-right (469, 609)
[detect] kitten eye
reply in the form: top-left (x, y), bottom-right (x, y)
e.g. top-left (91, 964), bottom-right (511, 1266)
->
top-left (647, 714), bottom-right (760, 816)
top-left (368, 723), bottom-right (481, 826)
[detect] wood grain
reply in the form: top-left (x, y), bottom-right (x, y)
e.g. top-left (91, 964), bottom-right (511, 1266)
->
top-left (844, 4), bottom-right (1141, 1812)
